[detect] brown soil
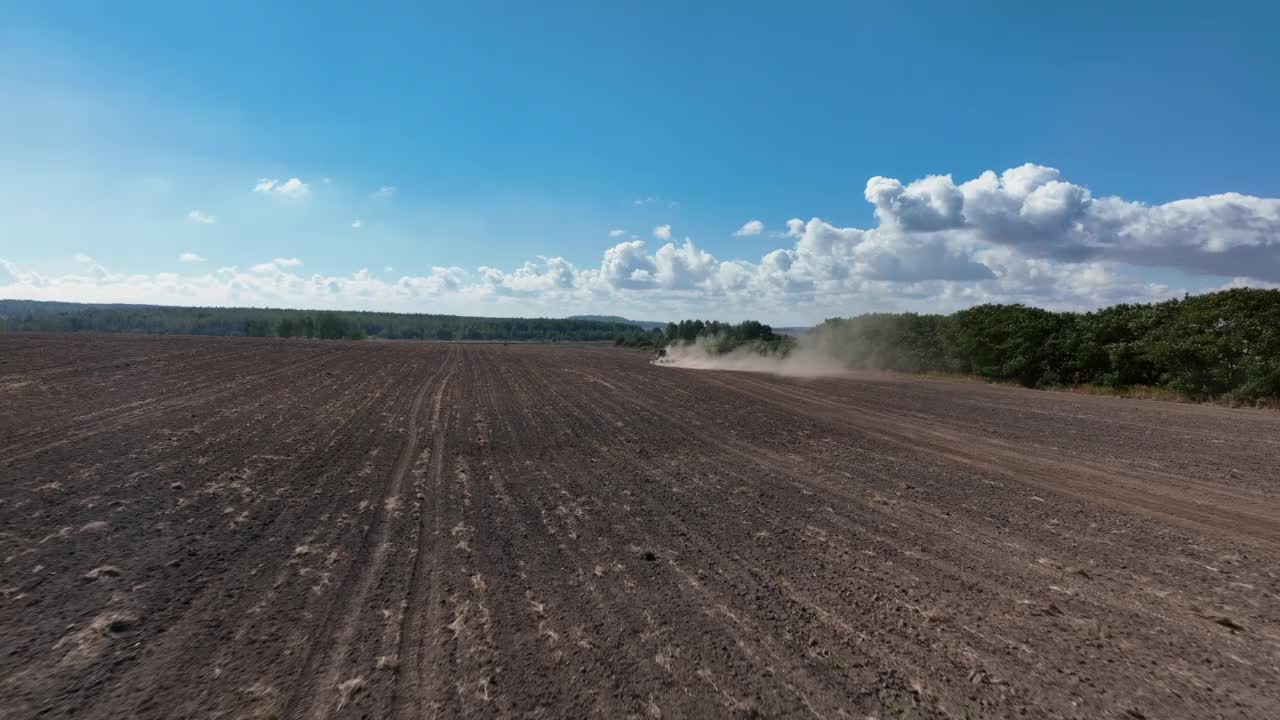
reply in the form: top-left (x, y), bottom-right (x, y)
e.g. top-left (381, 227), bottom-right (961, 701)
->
top-left (2, 334), bottom-right (1278, 719)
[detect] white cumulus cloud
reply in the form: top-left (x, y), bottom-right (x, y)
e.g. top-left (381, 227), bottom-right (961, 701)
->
top-left (859, 163), bottom-right (1280, 280)
top-left (188, 210), bottom-right (216, 224)
top-left (8, 163), bottom-right (1278, 324)
top-left (734, 220), bottom-right (764, 236)
top-left (178, 252), bottom-right (207, 263)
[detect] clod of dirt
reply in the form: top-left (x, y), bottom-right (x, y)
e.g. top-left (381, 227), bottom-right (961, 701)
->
top-left (78, 521), bottom-right (111, 534)
top-left (107, 614), bottom-right (139, 633)
top-left (642, 550), bottom-right (658, 562)
top-left (1194, 608), bottom-right (1245, 632)
top-left (54, 611), bottom-right (142, 668)
top-left (1213, 616), bottom-right (1245, 632)
top-left (1029, 602), bottom-right (1064, 618)
top-left (921, 607), bottom-right (952, 623)
top-left (336, 676), bottom-right (367, 710)
top-left (82, 565), bottom-right (122, 582)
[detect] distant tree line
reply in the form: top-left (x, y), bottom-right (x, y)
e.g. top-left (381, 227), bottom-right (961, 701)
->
top-left (10, 290), bottom-right (1277, 401)
top-left (0, 300), bottom-right (645, 343)
top-left (613, 327), bottom-right (666, 349)
top-left (651, 319), bottom-right (796, 354)
top-left (810, 288), bottom-right (1280, 402)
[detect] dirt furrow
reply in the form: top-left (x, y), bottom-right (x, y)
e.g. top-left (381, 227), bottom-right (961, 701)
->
top-left (389, 353), bottom-right (460, 719)
top-left (3, 337), bottom-right (1278, 719)
top-left (285, 351), bottom-right (456, 720)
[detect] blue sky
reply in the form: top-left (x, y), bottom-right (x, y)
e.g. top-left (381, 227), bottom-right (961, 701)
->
top-left (2, 2), bottom-right (1278, 324)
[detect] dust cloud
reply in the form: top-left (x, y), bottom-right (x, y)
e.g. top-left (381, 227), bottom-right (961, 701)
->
top-left (653, 334), bottom-right (849, 378)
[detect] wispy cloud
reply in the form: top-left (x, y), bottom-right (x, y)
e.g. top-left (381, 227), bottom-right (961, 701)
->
top-left (250, 257), bottom-right (304, 273)
top-left (352, 219), bottom-right (362, 229)
top-left (188, 210), bottom-right (216, 224)
top-left (733, 219), bottom-right (764, 237)
top-left (373, 185), bottom-right (396, 199)
top-left (253, 177), bottom-right (310, 198)
top-left (633, 195), bottom-right (679, 208)
top-left (73, 252), bottom-right (94, 264)
top-left (178, 252), bottom-right (207, 263)
top-left (653, 224), bottom-right (672, 240)
top-left (609, 229), bottom-right (626, 237)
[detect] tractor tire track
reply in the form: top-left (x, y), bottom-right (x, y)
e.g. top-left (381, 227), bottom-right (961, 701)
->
top-left (284, 348), bottom-right (457, 720)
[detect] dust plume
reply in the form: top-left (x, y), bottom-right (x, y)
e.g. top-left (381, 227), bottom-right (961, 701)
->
top-left (653, 333), bottom-right (848, 378)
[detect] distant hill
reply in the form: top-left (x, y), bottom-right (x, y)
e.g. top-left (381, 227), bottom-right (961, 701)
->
top-left (567, 314), bottom-right (667, 331)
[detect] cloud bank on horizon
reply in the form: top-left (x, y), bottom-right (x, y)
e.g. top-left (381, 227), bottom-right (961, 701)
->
top-left (3, 163), bottom-right (1278, 323)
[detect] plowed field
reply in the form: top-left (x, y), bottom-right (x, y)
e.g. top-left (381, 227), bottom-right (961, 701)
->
top-left (2, 334), bottom-right (1278, 719)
